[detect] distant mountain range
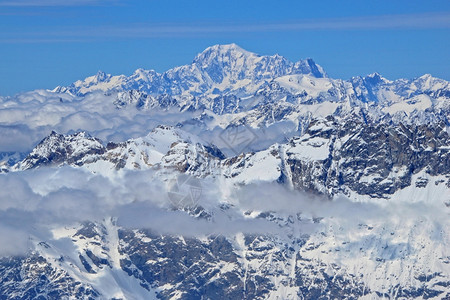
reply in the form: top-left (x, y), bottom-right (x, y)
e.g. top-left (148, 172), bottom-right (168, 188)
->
top-left (48, 43), bottom-right (450, 130)
top-left (53, 44), bottom-right (327, 97)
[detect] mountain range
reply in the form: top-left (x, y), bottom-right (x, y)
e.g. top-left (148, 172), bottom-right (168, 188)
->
top-left (0, 44), bottom-right (449, 299)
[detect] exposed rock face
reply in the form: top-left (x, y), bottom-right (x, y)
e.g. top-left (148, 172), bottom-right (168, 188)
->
top-left (1, 220), bottom-right (448, 299)
top-left (17, 131), bottom-right (105, 170)
top-left (282, 117), bottom-right (450, 198)
top-left (16, 126), bottom-right (225, 175)
top-left (0, 255), bottom-right (99, 299)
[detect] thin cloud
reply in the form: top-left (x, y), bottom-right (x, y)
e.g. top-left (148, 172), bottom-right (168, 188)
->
top-left (0, 11), bottom-right (42, 15)
top-left (106, 12), bottom-right (450, 35)
top-left (0, 165), bottom-right (448, 256)
top-left (270, 12), bottom-right (450, 31)
top-left (1, 12), bottom-right (449, 43)
top-left (0, 38), bottom-right (90, 44)
top-left (0, 0), bottom-right (118, 6)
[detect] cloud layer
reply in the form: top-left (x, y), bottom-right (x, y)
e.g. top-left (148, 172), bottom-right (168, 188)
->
top-left (2, 12), bottom-right (449, 43)
top-left (0, 91), bottom-right (185, 153)
top-left (0, 0), bottom-right (118, 7)
top-left (0, 90), bottom-right (297, 157)
top-left (1, 165), bottom-right (448, 257)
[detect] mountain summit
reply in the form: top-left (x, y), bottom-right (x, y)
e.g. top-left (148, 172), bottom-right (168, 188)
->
top-left (53, 44), bottom-right (327, 97)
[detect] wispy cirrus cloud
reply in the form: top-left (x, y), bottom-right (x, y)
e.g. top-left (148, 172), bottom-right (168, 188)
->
top-left (1, 12), bottom-right (449, 43)
top-left (89, 12), bottom-right (450, 38)
top-left (0, 0), bottom-right (118, 6)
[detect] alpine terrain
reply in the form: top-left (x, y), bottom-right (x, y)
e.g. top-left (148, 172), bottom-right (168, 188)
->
top-left (0, 44), bottom-right (449, 299)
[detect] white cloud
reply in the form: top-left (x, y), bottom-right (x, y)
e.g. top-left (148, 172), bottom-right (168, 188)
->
top-left (0, 90), bottom-right (293, 155)
top-left (1, 12), bottom-right (449, 43)
top-left (0, 166), bottom-right (448, 257)
top-left (0, 0), bottom-right (118, 7)
top-left (0, 91), bottom-right (180, 152)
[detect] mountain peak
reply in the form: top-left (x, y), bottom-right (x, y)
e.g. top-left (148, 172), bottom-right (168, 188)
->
top-left (94, 70), bottom-right (108, 81)
top-left (412, 73), bottom-right (449, 91)
top-left (193, 43), bottom-right (255, 64)
top-left (417, 73), bottom-right (433, 80)
top-left (367, 72), bottom-right (381, 78)
top-left (131, 68), bottom-right (157, 82)
top-left (365, 72), bottom-right (390, 84)
top-left (205, 43), bottom-right (248, 53)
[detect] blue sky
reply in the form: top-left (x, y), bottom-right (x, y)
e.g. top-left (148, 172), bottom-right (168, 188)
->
top-left (0, 0), bottom-right (449, 96)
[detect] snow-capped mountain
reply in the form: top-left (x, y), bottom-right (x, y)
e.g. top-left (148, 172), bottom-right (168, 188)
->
top-left (53, 44), bottom-right (327, 98)
top-left (1, 44), bottom-right (448, 162)
top-left (15, 126), bottom-right (225, 178)
top-left (49, 44), bottom-right (449, 126)
top-left (13, 116), bottom-right (450, 202)
top-left (1, 44), bottom-right (449, 299)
